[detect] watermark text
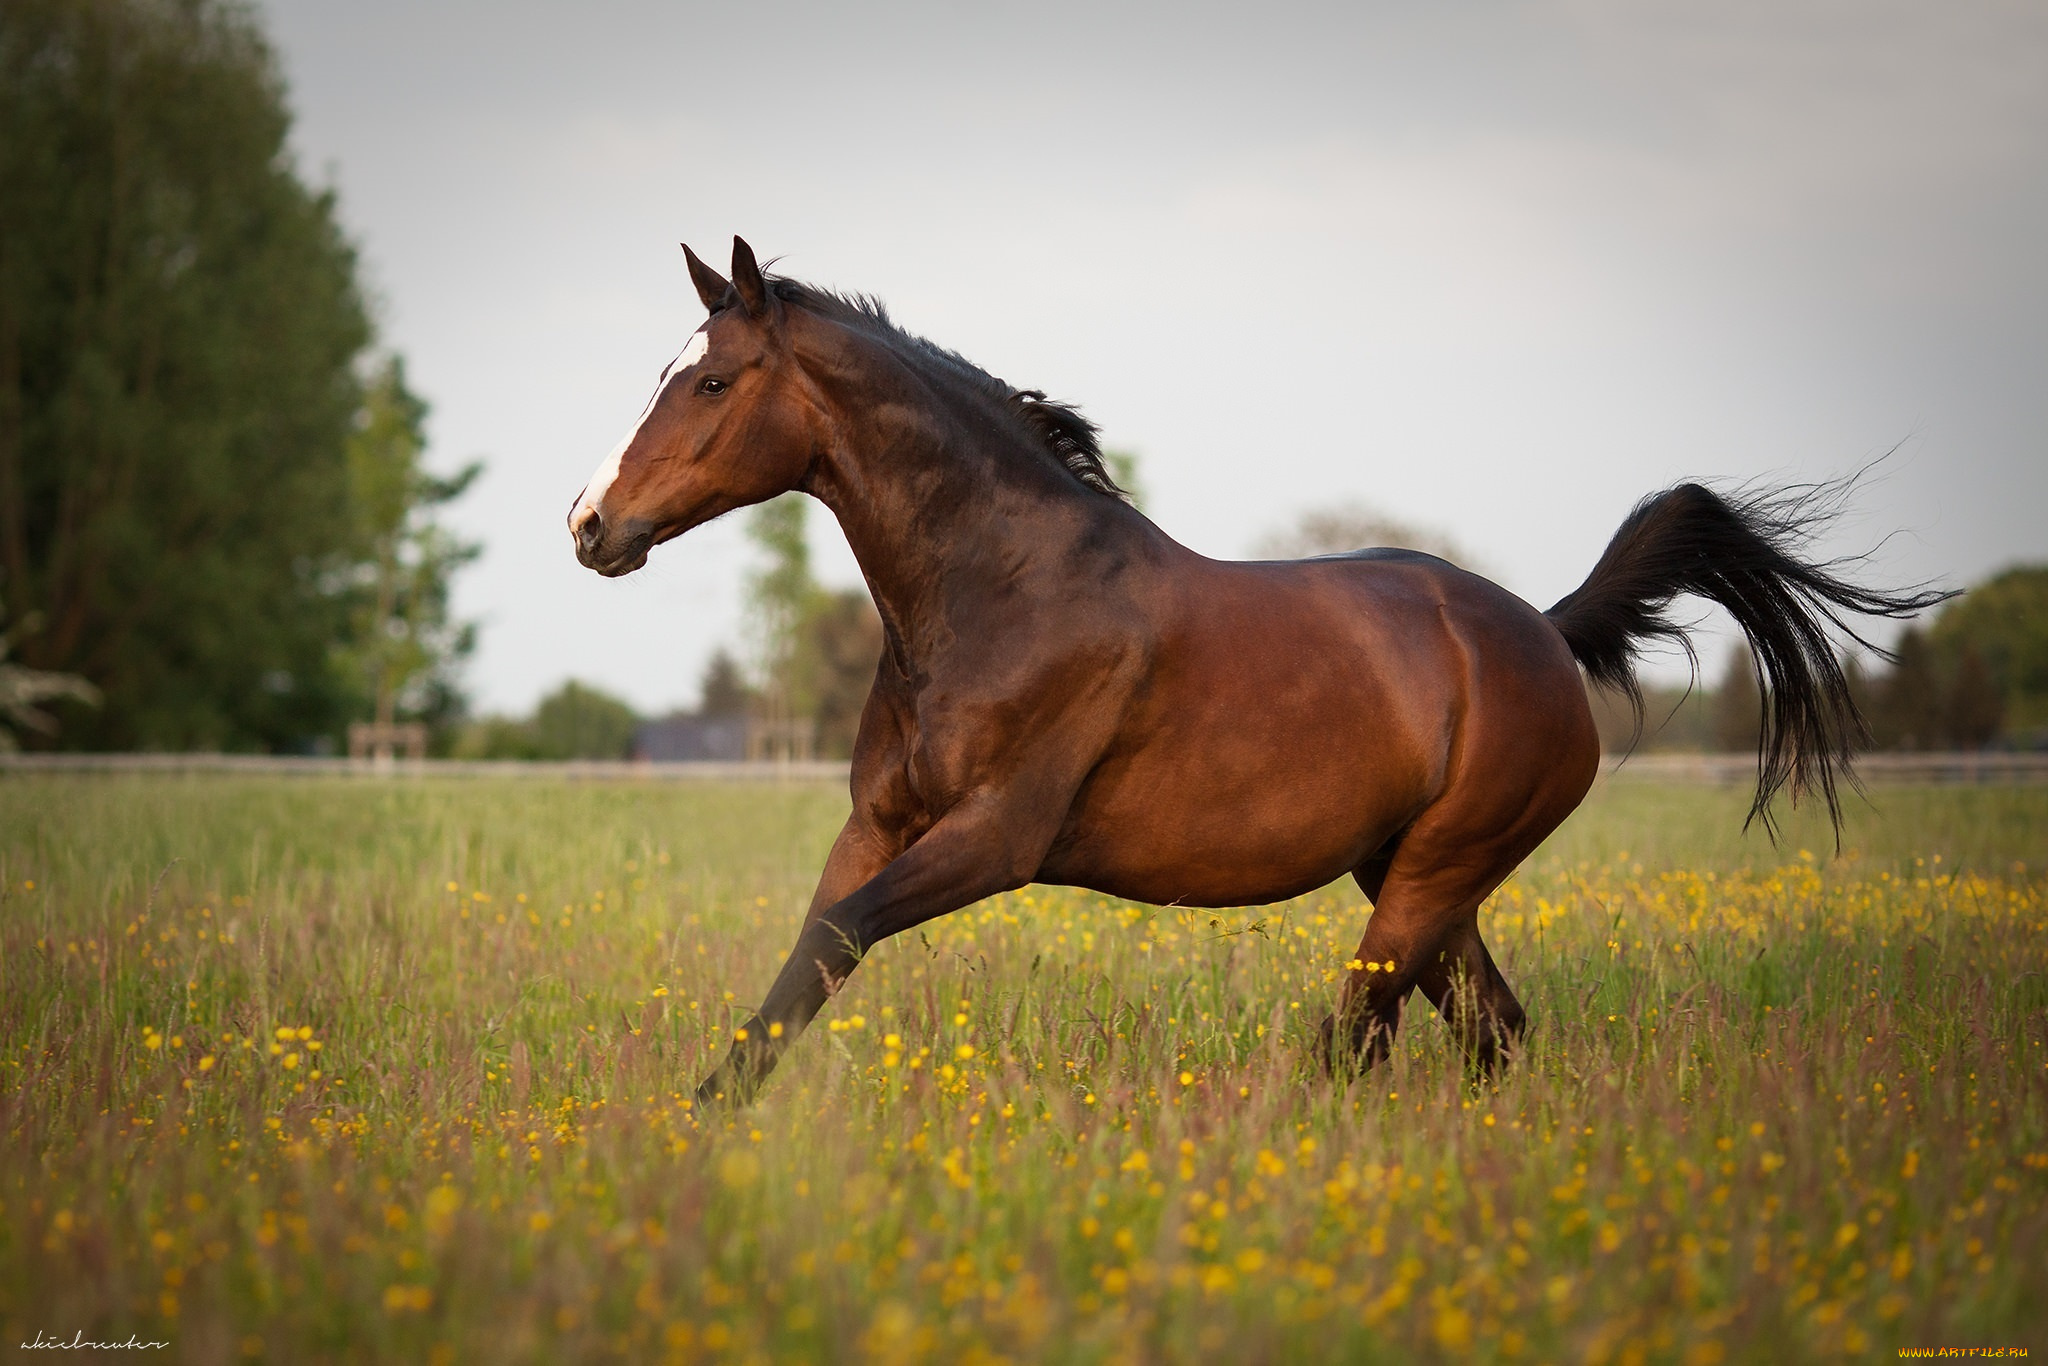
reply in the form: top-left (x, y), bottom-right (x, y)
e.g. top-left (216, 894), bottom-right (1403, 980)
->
top-left (19, 1330), bottom-right (169, 1351)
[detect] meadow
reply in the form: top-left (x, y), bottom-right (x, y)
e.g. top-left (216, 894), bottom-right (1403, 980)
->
top-left (1, 773), bottom-right (2042, 1364)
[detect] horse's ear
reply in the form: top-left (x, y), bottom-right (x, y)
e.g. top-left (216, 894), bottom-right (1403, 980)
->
top-left (682, 243), bottom-right (729, 313)
top-left (730, 235), bottom-right (770, 316)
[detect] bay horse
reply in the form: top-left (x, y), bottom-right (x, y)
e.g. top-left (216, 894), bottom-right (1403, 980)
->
top-left (569, 238), bottom-right (1946, 1104)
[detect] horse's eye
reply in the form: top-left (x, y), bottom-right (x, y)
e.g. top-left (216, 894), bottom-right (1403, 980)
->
top-left (698, 377), bottom-right (728, 396)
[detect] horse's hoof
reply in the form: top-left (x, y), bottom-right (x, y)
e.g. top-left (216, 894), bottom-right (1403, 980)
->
top-left (691, 1074), bottom-right (740, 1111)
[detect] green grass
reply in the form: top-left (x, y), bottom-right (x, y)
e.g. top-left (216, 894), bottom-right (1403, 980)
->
top-left (1, 775), bottom-right (2043, 1363)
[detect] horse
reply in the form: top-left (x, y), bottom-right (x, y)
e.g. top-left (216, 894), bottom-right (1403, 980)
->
top-left (568, 237), bottom-right (1947, 1105)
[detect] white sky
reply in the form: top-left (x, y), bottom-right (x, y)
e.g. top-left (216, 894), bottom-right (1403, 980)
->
top-left (260, 0), bottom-right (2048, 715)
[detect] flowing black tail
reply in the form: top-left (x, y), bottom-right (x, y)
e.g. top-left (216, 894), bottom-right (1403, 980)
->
top-left (1546, 480), bottom-right (1954, 836)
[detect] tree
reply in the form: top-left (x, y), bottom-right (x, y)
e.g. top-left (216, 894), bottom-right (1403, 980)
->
top-left (1930, 564), bottom-right (2048, 739)
top-left (1712, 645), bottom-right (1762, 754)
top-left (1103, 448), bottom-right (1146, 511)
top-left (1870, 628), bottom-right (1944, 750)
top-left (1944, 645), bottom-right (2003, 750)
top-left (449, 714), bottom-right (547, 761)
top-left (0, 0), bottom-right (472, 750)
top-left (697, 648), bottom-right (753, 718)
top-left (335, 357), bottom-right (479, 737)
top-left (744, 494), bottom-right (820, 724)
top-left (451, 680), bottom-right (637, 760)
top-left (530, 681), bottom-right (638, 760)
top-left (742, 493), bottom-right (883, 758)
top-left (801, 589), bottom-right (885, 758)
top-left (1842, 651), bottom-right (1880, 751)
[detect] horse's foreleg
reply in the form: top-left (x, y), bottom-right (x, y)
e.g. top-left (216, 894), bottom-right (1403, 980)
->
top-left (801, 815), bottom-right (896, 927)
top-left (693, 797), bottom-right (1043, 1106)
top-left (690, 815), bottom-right (889, 1102)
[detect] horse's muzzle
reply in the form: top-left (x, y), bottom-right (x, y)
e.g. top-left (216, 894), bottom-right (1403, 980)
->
top-left (570, 506), bottom-right (654, 577)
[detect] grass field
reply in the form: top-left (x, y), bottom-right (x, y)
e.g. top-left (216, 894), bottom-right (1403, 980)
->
top-left (1, 774), bottom-right (2043, 1364)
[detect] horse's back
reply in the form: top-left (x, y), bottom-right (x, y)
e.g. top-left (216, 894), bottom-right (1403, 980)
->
top-left (1235, 547), bottom-right (1581, 696)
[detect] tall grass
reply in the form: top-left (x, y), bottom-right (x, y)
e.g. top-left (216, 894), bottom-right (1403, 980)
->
top-left (1, 775), bottom-right (2042, 1363)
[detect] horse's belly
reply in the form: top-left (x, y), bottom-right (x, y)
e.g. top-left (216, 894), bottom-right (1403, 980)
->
top-left (1036, 691), bottom-right (1436, 907)
top-left (1030, 554), bottom-right (1481, 907)
top-left (1038, 819), bottom-right (1378, 908)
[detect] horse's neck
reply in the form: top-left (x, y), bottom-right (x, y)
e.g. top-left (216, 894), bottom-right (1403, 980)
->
top-left (801, 359), bottom-right (1102, 664)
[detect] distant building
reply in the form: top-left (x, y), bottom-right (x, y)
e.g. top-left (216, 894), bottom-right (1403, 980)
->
top-left (631, 714), bottom-right (747, 763)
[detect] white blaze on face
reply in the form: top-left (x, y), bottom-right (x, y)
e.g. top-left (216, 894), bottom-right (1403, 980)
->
top-left (572, 326), bottom-right (712, 528)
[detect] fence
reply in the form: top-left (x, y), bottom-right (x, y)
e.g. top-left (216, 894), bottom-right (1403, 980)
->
top-left (2, 751), bottom-right (2044, 784)
top-left (0, 753), bottom-right (852, 782)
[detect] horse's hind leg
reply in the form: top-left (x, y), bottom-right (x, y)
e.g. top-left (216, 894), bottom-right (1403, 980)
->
top-left (1413, 914), bottom-right (1526, 1072)
top-left (1326, 852), bottom-right (1510, 1072)
top-left (1327, 793), bottom-right (1571, 1074)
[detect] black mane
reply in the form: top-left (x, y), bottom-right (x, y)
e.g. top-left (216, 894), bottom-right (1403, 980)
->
top-left (763, 278), bottom-right (1129, 501)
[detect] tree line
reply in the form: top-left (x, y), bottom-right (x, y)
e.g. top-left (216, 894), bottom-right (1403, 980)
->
top-left (0, 0), bottom-right (475, 752)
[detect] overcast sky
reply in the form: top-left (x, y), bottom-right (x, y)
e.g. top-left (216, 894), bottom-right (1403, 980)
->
top-left (259, 0), bottom-right (2048, 715)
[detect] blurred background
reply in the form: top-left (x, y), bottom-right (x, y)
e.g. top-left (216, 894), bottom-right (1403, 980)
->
top-left (3, 0), bottom-right (2043, 759)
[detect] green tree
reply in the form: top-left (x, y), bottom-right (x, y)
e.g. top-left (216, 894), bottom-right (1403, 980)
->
top-left (801, 589), bottom-right (884, 758)
top-left (1712, 645), bottom-right (1762, 754)
top-left (1944, 645), bottom-right (2003, 749)
top-left (529, 681), bottom-right (638, 760)
top-left (1930, 564), bottom-right (2048, 738)
top-left (1870, 628), bottom-right (1945, 750)
top-left (0, 0), bottom-right (470, 750)
top-left (744, 494), bottom-right (821, 721)
top-left (450, 714), bottom-right (546, 761)
top-left (1842, 651), bottom-right (1880, 751)
top-left (1103, 448), bottom-right (1146, 512)
top-left (335, 357), bottom-right (479, 737)
top-left (743, 494), bottom-right (883, 757)
top-left (697, 648), bottom-right (753, 719)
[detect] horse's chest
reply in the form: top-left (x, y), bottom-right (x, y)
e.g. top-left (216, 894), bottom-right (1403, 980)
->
top-left (853, 686), bottom-right (1029, 842)
top-left (851, 691), bottom-right (958, 849)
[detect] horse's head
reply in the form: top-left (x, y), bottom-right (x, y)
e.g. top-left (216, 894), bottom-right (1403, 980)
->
top-left (569, 237), bottom-right (817, 576)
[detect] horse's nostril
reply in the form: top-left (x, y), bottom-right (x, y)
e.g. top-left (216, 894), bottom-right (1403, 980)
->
top-left (573, 507), bottom-right (603, 555)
